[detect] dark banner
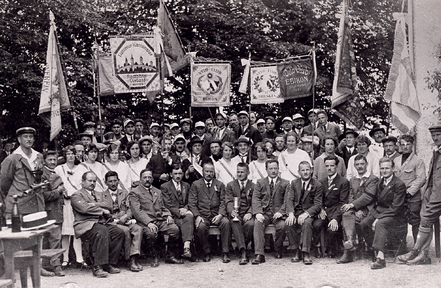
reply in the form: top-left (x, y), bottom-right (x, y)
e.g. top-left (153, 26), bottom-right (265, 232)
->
top-left (277, 58), bottom-right (313, 100)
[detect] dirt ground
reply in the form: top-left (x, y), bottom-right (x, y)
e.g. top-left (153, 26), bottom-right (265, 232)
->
top-left (36, 236), bottom-right (441, 288)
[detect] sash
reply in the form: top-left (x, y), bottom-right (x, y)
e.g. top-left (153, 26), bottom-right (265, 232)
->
top-left (127, 161), bottom-right (140, 179)
top-left (218, 159), bottom-right (235, 180)
top-left (192, 157), bottom-right (203, 176)
top-left (80, 162), bottom-right (105, 190)
top-left (61, 165), bottom-right (78, 191)
top-left (252, 161), bottom-right (265, 179)
top-left (280, 153), bottom-right (298, 179)
top-left (102, 162), bottom-right (129, 193)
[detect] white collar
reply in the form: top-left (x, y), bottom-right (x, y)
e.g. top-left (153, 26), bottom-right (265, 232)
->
top-left (269, 176), bottom-right (278, 183)
top-left (328, 173), bottom-right (337, 183)
top-left (356, 170), bottom-right (371, 179)
top-left (301, 178), bottom-right (311, 188)
top-left (241, 123), bottom-right (249, 132)
top-left (13, 146), bottom-right (39, 170)
top-left (383, 175), bottom-right (393, 186)
top-left (172, 179), bottom-right (181, 190)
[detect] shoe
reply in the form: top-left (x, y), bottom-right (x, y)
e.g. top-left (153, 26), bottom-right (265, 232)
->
top-left (406, 250), bottom-right (431, 265)
top-left (203, 254), bottom-right (211, 262)
top-left (222, 253), bottom-right (231, 263)
top-left (343, 239), bottom-right (354, 250)
top-left (275, 251), bottom-right (283, 259)
top-left (336, 250), bottom-right (353, 264)
top-left (92, 266), bottom-right (108, 278)
top-left (61, 261), bottom-right (69, 268)
top-left (264, 245), bottom-right (272, 253)
top-left (151, 256), bottom-right (160, 267)
top-left (103, 264), bottom-right (120, 274)
top-left (302, 252), bottom-right (313, 265)
top-left (239, 249), bottom-right (248, 265)
top-left (291, 249), bottom-right (301, 263)
top-left (54, 266), bottom-right (65, 277)
top-left (251, 254), bottom-right (265, 265)
top-left (41, 268), bottom-right (55, 277)
top-left (370, 258), bottom-right (386, 270)
top-left (182, 247), bottom-right (192, 259)
top-left (397, 249), bottom-right (419, 263)
top-left (129, 258), bottom-right (142, 272)
top-left (75, 261), bottom-right (89, 270)
top-left (166, 256), bottom-right (184, 264)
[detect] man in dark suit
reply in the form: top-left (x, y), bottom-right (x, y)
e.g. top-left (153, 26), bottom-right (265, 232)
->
top-left (338, 154), bottom-right (379, 264)
top-left (103, 171), bottom-right (143, 272)
top-left (212, 112), bottom-right (236, 144)
top-left (194, 121), bottom-right (213, 158)
top-left (188, 160), bottom-right (230, 263)
top-left (251, 159), bottom-right (290, 264)
top-left (161, 163), bottom-right (195, 260)
top-left (286, 161), bottom-right (323, 265)
top-left (147, 138), bottom-right (180, 188)
top-left (398, 125), bottom-right (441, 265)
top-left (360, 157), bottom-right (406, 269)
top-left (71, 172), bottom-right (125, 278)
top-left (182, 136), bottom-right (208, 184)
top-left (303, 109), bottom-right (319, 136)
top-left (314, 155), bottom-right (349, 258)
top-left (235, 111), bottom-right (262, 146)
top-left (314, 110), bottom-right (342, 149)
top-left (233, 136), bottom-right (257, 164)
top-left (337, 129), bottom-right (359, 167)
top-left (225, 162), bottom-right (255, 265)
top-left (129, 169), bottom-right (182, 267)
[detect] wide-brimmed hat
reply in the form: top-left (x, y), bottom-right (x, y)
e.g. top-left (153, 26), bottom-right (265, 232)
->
top-left (292, 113), bottom-right (305, 121)
top-left (338, 129), bottom-right (360, 141)
top-left (301, 135), bottom-right (320, 146)
top-left (139, 136), bottom-right (153, 145)
top-left (234, 136), bottom-right (251, 146)
top-left (429, 124), bottom-right (441, 133)
top-left (16, 127), bottom-right (36, 136)
top-left (187, 136), bottom-right (204, 149)
top-left (369, 124), bottom-right (386, 137)
top-left (21, 211), bottom-right (56, 231)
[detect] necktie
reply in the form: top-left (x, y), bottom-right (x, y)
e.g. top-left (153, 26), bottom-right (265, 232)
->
top-left (241, 155), bottom-right (246, 163)
top-left (300, 181), bottom-right (306, 202)
top-left (241, 181), bottom-right (245, 192)
top-left (270, 179), bottom-right (274, 195)
top-left (328, 177), bottom-right (333, 187)
top-left (91, 191), bottom-right (98, 202)
top-left (207, 182), bottom-right (211, 189)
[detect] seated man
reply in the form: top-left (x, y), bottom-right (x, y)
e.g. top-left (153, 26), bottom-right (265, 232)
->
top-left (129, 169), bottom-right (182, 267)
top-left (314, 155), bottom-right (349, 258)
top-left (286, 161), bottom-right (323, 265)
top-left (360, 157), bottom-right (406, 269)
top-left (103, 171), bottom-right (143, 272)
top-left (252, 159), bottom-right (290, 264)
top-left (71, 172), bottom-right (125, 278)
top-left (337, 155), bottom-right (379, 264)
top-left (225, 162), bottom-right (255, 265)
top-left (188, 160), bottom-right (231, 263)
top-left (161, 163), bottom-right (195, 260)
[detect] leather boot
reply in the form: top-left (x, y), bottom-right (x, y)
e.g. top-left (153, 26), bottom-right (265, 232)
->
top-left (397, 249), bottom-right (419, 263)
top-left (239, 248), bottom-right (248, 265)
top-left (343, 236), bottom-right (354, 250)
top-left (336, 249), bottom-right (353, 264)
top-left (129, 256), bottom-right (142, 272)
top-left (291, 249), bottom-right (301, 263)
top-left (406, 250), bottom-right (431, 265)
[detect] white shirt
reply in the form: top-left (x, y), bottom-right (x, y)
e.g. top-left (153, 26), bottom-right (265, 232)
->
top-left (383, 175), bottom-right (393, 187)
top-left (172, 179), bottom-right (181, 191)
top-left (106, 161), bottom-right (132, 191)
top-left (346, 152), bottom-right (380, 180)
top-left (13, 146), bottom-right (39, 170)
top-left (278, 148), bottom-right (312, 182)
top-left (249, 160), bottom-right (268, 183)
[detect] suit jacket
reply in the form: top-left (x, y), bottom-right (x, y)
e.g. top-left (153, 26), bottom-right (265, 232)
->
top-left (349, 174), bottom-right (379, 214)
top-left (303, 123), bottom-right (318, 136)
top-left (262, 130), bottom-right (277, 140)
top-left (287, 178), bottom-right (323, 218)
top-left (235, 125), bottom-right (263, 146)
top-left (0, 151), bottom-right (9, 164)
top-left (42, 166), bottom-right (64, 223)
top-left (394, 153), bottom-right (426, 203)
top-left (337, 146), bottom-right (358, 168)
top-left (129, 184), bottom-right (171, 226)
top-left (213, 127), bottom-right (236, 144)
top-left (188, 178), bottom-right (226, 220)
top-left (225, 179), bottom-right (254, 218)
top-left (71, 188), bottom-right (112, 238)
top-left (320, 174), bottom-right (349, 222)
top-left (313, 153), bottom-right (346, 182)
top-left (0, 153), bottom-right (45, 214)
top-left (103, 187), bottom-right (134, 224)
top-left (371, 175), bottom-right (406, 220)
top-left (252, 177), bottom-right (290, 216)
top-left (161, 180), bottom-right (191, 219)
top-left (314, 122), bottom-right (342, 142)
top-left (182, 155), bottom-right (208, 184)
top-left (147, 153), bottom-right (180, 188)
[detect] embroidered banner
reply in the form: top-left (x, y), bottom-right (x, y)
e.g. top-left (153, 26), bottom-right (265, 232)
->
top-left (191, 63), bottom-right (231, 107)
top-left (277, 58), bottom-right (313, 100)
top-left (250, 66), bottom-right (283, 104)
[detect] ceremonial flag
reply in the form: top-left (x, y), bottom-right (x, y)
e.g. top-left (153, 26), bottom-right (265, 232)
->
top-left (250, 65), bottom-right (283, 104)
top-left (97, 53), bottom-right (114, 96)
top-left (191, 63), bottom-right (231, 107)
top-left (384, 13), bottom-right (420, 133)
top-left (277, 58), bottom-right (313, 100)
top-left (158, 0), bottom-right (188, 76)
top-left (38, 11), bottom-right (70, 141)
top-left (239, 53), bottom-right (251, 94)
top-left (331, 0), bottom-right (363, 129)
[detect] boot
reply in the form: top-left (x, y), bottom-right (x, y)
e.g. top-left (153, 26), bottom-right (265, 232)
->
top-left (412, 225), bottom-right (419, 244)
top-left (239, 248), bottom-right (248, 265)
top-left (343, 236), bottom-right (354, 250)
top-left (397, 249), bottom-right (419, 263)
top-left (129, 256), bottom-right (142, 272)
top-left (336, 250), bottom-right (353, 264)
top-left (406, 250), bottom-right (431, 265)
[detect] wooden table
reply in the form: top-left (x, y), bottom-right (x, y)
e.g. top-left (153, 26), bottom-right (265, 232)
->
top-left (0, 225), bottom-right (54, 288)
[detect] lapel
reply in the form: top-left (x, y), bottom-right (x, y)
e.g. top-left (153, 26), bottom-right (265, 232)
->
top-left (18, 156), bottom-right (33, 172)
top-left (203, 180), bottom-right (214, 199)
top-left (302, 180), bottom-right (312, 203)
top-left (141, 184), bottom-right (154, 203)
top-left (326, 175), bottom-right (338, 196)
top-left (117, 189), bottom-right (125, 207)
top-left (81, 188), bottom-right (95, 203)
top-left (170, 181), bottom-right (179, 200)
top-left (244, 180), bottom-right (253, 198)
top-left (273, 177), bottom-right (281, 196)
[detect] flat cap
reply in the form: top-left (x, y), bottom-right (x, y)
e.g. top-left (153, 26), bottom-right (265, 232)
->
top-left (282, 116), bottom-right (293, 123)
top-left (84, 121), bottom-right (95, 127)
top-left (139, 136), bottom-right (153, 144)
top-left (382, 136), bottom-right (398, 144)
top-left (124, 119), bottom-right (135, 128)
top-left (16, 127), bottom-right (36, 136)
top-left (429, 124), bottom-right (441, 133)
top-left (301, 135), bottom-right (320, 146)
top-left (79, 131), bottom-right (94, 138)
top-left (292, 113), bottom-right (305, 121)
top-left (180, 118), bottom-right (192, 126)
top-left (195, 121), bottom-right (205, 128)
top-left (307, 109), bottom-right (320, 115)
top-left (237, 111), bottom-right (249, 117)
top-left (150, 123), bottom-right (160, 129)
top-left (256, 119), bottom-right (265, 125)
top-left (170, 123), bottom-right (179, 129)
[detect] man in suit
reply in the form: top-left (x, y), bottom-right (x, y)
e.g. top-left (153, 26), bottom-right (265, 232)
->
top-left (182, 137), bottom-right (206, 184)
top-left (292, 113), bottom-right (307, 138)
top-left (314, 110), bottom-right (342, 148)
top-left (194, 121), bottom-right (213, 158)
top-left (188, 160), bottom-right (230, 263)
top-left (394, 135), bottom-right (425, 244)
top-left (161, 163), bottom-right (195, 260)
top-left (398, 125), bottom-right (441, 265)
top-left (104, 120), bottom-right (124, 143)
top-left (369, 124), bottom-right (386, 159)
top-left (338, 155), bottom-right (379, 264)
top-left (360, 157), bottom-right (406, 269)
top-left (103, 171), bottom-right (143, 272)
top-left (235, 111), bottom-right (262, 146)
top-left (225, 162), bottom-right (255, 265)
top-left (383, 136), bottom-right (400, 161)
top-left (212, 112), bottom-right (236, 144)
top-left (71, 171), bottom-right (125, 278)
top-left (286, 161), bottom-right (323, 265)
top-left (232, 136), bottom-right (257, 164)
top-left (147, 138), bottom-right (181, 188)
top-left (281, 116), bottom-right (294, 134)
top-left (314, 155), bottom-right (349, 258)
top-left (251, 159), bottom-right (290, 264)
top-left (129, 169), bottom-right (182, 267)
top-left (0, 140), bottom-right (14, 164)
top-left (337, 129), bottom-right (359, 167)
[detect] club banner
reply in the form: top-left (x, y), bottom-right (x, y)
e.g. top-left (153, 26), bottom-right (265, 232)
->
top-left (191, 63), bottom-right (231, 107)
top-left (277, 58), bottom-right (313, 100)
top-left (250, 66), bottom-right (283, 104)
top-left (110, 36), bottom-right (160, 94)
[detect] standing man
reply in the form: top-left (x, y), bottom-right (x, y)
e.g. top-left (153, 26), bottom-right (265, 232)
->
top-left (273, 134), bottom-right (286, 157)
top-left (314, 110), bottom-right (342, 149)
top-left (188, 160), bottom-right (230, 263)
top-left (369, 124), bottom-right (386, 159)
top-left (182, 137), bottom-right (206, 184)
top-left (147, 138), bottom-right (180, 188)
top-left (134, 119), bottom-right (145, 141)
top-left (256, 119), bottom-right (266, 137)
top-left (304, 109), bottom-right (319, 136)
top-left (346, 135), bottom-right (380, 180)
top-left (174, 135), bottom-right (190, 162)
top-left (212, 112), bottom-right (236, 144)
top-left (71, 172), bottom-right (125, 278)
top-left (382, 136), bottom-right (400, 161)
top-left (292, 113), bottom-right (306, 138)
top-left (225, 163), bottom-right (255, 265)
top-left (120, 119), bottom-right (136, 149)
top-left (281, 117), bottom-right (294, 134)
top-left (104, 120), bottom-right (124, 143)
top-left (228, 112), bottom-right (239, 131)
top-left (209, 140), bottom-right (223, 162)
top-left (251, 159), bottom-right (290, 264)
top-left (129, 169), bottom-right (182, 267)
top-left (286, 161), bottom-right (323, 265)
top-left (394, 135), bottom-right (426, 244)
top-left (103, 171), bottom-right (143, 272)
top-left (193, 121), bottom-right (213, 158)
top-left (235, 111), bottom-right (262, 147)
top-left (337, 129), bottom-right (359, 167)
top-left (232, 136), bottom-right (256, 165)
top-left (161, 163), bottom-right (194, 261)
top-left (180, 118), bottom-right (192, 142)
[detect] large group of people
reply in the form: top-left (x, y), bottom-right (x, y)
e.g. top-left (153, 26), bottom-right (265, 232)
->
top-left (0, 108), bottom-right (439, 279)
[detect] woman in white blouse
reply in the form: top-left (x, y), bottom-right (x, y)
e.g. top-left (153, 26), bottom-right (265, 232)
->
top-left (103, 144), bottom-right (132, 191)
top-left (249, 142), bottom-right (268, 183)
top-left (54, 146), bottom-right (87, 267)
top-left (214, 141), bottom-right (239, 185)
top-left (126, 141), bottom-right (148, 187)
top-left (79, 143), bottom-right (107, 192)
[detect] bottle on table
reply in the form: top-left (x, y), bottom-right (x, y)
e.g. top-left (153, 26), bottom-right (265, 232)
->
top-left (11, 195), bottom-right (21, 233)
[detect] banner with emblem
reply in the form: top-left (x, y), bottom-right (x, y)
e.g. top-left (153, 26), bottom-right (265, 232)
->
top-left (250, 66), bottom-right (283, 104)
top-left (191, 63), bottom-right (231, 107)
top-left (110, 35), bottom-right (161, 96)
top-left (277, 58), bottom-right (313, 100)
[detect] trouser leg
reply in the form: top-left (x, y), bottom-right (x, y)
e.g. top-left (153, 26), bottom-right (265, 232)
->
top-left (253, 215), bottom-right (270, 255)
top-left (80, 223), bottom-right (109, 266)
top-left (107, 225), bottom-right (125, 265)
top-left (273, 219), bottom-right (286, 253)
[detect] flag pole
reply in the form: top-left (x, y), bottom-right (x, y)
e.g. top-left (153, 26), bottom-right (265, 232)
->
top-left (93, 44), bottom-right (104, 143)
top-left (311, 41), bottom-right (318, 160)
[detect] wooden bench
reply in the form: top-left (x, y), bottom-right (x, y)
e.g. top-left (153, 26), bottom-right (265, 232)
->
top-left (14, 248), bottom-right (65, 288)
top-left (208, 224), bottom-right (276, 235)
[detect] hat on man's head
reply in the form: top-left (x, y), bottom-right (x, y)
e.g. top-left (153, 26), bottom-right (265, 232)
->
top-left (180, 118), bottom-right (192, 126)
top-left (111, 119), bottom-right (123, 127)
top-left (84, 121), bottom-right (95, 128)
top-left (382, 136), bottom-right (398, 144)
top-left (429, 124), bottom-right (441, 133)
top-left (256, 119), bottom-right (265, 125)
top-left (163, 123), bottom-right (171, 129)
top-left (79, 131), bottom-right (94, 139)
top-left (174, 135), bottom-right (186, 143)
top-left (307, 109), bottom-right (320, 116)
top-left (150, 123), bottom-right (160, 129)
top-left (282, 116), bottom-right (293, 123)
top-left (215, 112), bottom-right (227, 120)
top-left (16, 127), bottom-right (36, 136)
top-left (139, 136), bottom-right (153, 145)
top-left (369, 124), bottom-right (386, 137)
top-left (301, 135), bottom-right (320, 146)
top-left (292, 113), bottom-right (305, 121)
top-left (187, 136), bottom-right (204, 150)
top-left (237, 111), bottom-right (249, 118)
top-left (338, 129), bottom-right (360, 141)
top-left (170, 123), bottom-right (179, 129)
top-left (195, 121), bottom-right (205, 128)
top-left (234, 136), bottom-right (251, 146)
top-left (123, 119), bottom-right (135, 128)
